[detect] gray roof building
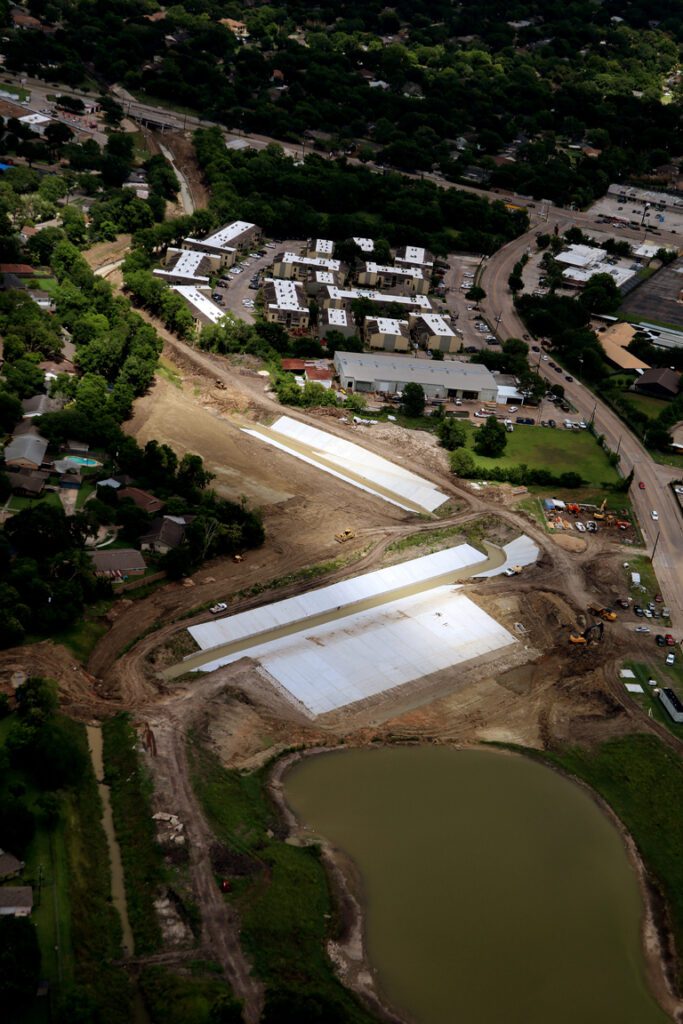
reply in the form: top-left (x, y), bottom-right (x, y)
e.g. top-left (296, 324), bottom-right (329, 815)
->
top-left (4, 434), bottom-right (48, 468)
top-left (334, 351), bottom-right (497, 401)
top-left (0, 851), bottom-right (24, 880)
top-left (0, 886), bottom-right (33, 916)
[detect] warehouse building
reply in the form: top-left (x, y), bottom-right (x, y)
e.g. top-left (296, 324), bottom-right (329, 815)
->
top-left (333, 351), bottom-right (497, 400)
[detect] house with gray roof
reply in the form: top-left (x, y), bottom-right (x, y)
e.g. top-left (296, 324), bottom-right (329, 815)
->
top-left (3, 434), bottom-right (48, 470)
top-left (0, 886), bottom-right (33, 916)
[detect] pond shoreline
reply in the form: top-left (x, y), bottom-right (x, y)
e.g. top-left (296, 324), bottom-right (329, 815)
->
top-left (269, 742), bottom-right (682, 1024)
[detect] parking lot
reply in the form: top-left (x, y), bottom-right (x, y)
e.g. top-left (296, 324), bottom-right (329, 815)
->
top-left (211, 238), bottom-right (304, 323)
top-left (587, 191), bottom-right (683, 236)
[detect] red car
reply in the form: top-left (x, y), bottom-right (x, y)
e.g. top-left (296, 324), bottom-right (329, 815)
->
top-left (665, 634), bottom-right (675, 646)
top-left (638, 482), bottom-right (646, 489)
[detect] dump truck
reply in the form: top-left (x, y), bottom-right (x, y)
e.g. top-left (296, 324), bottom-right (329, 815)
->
top-left (588, 605), bottom-right (617, 622)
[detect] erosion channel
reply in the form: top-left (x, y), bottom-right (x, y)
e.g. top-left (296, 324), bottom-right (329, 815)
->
top-left (285, 747), bottom-right (670, 1024)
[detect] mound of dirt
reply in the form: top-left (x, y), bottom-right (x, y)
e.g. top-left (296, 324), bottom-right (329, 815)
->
top-left (552, 534), bottom-right (587, 553)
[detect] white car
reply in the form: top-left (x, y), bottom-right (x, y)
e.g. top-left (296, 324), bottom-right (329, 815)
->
top-left (666, 652), bottom-right (676, 665)
top-left (651, 510), bottom-right (659, 521)
top-left (579, 421), bottom-right (587, 429)
top-left (634, 625), bottom-right (651, 633)
top-left (210, 602), bottom-right (227, 615)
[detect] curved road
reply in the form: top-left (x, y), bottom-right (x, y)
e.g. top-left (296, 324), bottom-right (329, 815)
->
top-left (480, 221), bottom-right (683, 631)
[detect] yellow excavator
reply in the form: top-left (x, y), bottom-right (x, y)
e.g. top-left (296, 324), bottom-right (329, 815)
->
top-left (593, 498), bottom-right (608, 522)
top-left (570, 621), bottom-right (604, 645)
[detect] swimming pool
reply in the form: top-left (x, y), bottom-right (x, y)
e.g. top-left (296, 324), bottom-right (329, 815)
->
top-left (64, 455), bottom-right (99, 467)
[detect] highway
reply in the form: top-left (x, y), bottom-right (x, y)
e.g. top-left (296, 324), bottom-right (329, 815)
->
top-left (480, 220), bottom-right (683, 630)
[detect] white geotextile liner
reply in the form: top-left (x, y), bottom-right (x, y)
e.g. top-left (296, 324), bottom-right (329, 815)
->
top-left (189, 544), bottom-right (487, 650)
top-left (474, 535), bottom-right (540, 578)
top-left (243, 415), bottom-right (448, 512)
top-left (194, 588), bottom-right (516, 715)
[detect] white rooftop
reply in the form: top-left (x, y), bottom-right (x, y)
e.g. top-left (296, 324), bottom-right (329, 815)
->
top-left (242, 414), bottom-right (448, 512)
top-left (395, 245), bottom-right (433, 268)
top-left (414, 313), bottom-right (455, 336)
top-left (366, 262), bottom-right (424, 279)
top-left (324, 308), bottom-right (349, 326)
top-left (634, 242), bottom-right (662, 258)
top-left (334, 352), bottom-right (496, 393)
top-left (153, 248), bottom-right (214, 283)
top-left (171, 285), bottom-right (226, 324)
top-left (562, 265), bottom-right (634, 287)
top-left (556, 244), bottom-right (605, 268)
top-left (312, 238), bottom-right (334, 254)
top-left (366, 316), bottom-right (409, 335)
top-left (191, 220), bottom-right (255, 250)
top-left (281, 251), bottom-right (341, 271)
top-left (326, 286), bottom-right (431, 309)
top-left (266, 278), bottom-right (308, 312)
top-left (353, 237), bottom-right (375, 252)
top-left (316, 271), bottom-right (336, 284)
top-left (19, 113), bottom-right (51, 125)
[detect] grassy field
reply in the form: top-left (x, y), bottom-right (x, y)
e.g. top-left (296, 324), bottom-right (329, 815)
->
top-left (624, 554), bottom-right (662, 603)
top-left (50, 601), bottom-right (111, 662)
top-left (622, 662), bottom-right (683, 739)
top-left (462, 423), bottom-right (620, 487)
top-left (547, 734), bottom-right (683, 989)
top-left (139, 966), bottom-right (233, 1024)
top-left (102, 714), bottom-right (165, 955)
top-left (188, 738), bottom-right (378, 1022)
top-left (7, 491), bottom-right (63, 512)
top-left (622, 391), bottom-right (668, 420)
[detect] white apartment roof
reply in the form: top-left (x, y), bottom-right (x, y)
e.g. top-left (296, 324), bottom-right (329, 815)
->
top-left (414, 313), bottom-right (456, 336)
top-left (153, 248), bottom-right (213, 283)
top-left (366, 316), bottom-right (409, 335)
top-left (281, 251), bottom-right (341, 271)
top-left (326, 286), bottom-right (431, 309)
top-left (353, 237), bottom-right (375, 252)
top-left (266, 278), bottom-right (308, 312)
top-left (313, 238), bottom-right (334, 254)
top-left (171, 285), bottom-right (226, 324)
top-left (192, 220), bottom-right (255, 249)
top-left (316, 271), bottom-right (336, 284)
top-left (334, 351), bottom-right (497, 391)
top-left (366, 262), bottom-right (424, 279)
top-left (324, 308), bottom-right (349, 327)
top-left (395, 245), bottom-right (433, 267)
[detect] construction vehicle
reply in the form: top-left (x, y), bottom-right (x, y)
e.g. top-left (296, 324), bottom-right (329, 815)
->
top-left (335, 529), bottom-right (355, 543)
top-left (570, 621), bottom-right (604, 645)
top-left (593, 498), bottom-right (608, 521)
top-left (215, 379), bottom-right (227, 390)
top-left (566, 503), bottom-right (581, 516)
top-left (588, 605), bottom-right (617, 622)
top-left (615, 520), bottom-right (630, 531)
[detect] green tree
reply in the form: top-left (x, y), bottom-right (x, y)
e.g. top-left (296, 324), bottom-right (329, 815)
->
top-left (438, 417), bottom-right (467, 450)
top-left (401, 382), bottom-right (425, 417)
top-left (473, 416), bottom-right (507, 457)
top-left (465, 285), bottom-right (486, 301)
top-left (450, 448), bottom-right (475, 476)
top-left (0, 917), bottom-right (41, 1020)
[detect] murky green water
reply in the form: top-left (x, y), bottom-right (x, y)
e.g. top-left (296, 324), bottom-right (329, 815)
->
top-left (285, 748), bottom-right (670, 1024)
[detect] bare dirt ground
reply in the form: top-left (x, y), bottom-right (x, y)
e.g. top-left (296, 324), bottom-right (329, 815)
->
top-left (154, 131), bottom-right (210, 211)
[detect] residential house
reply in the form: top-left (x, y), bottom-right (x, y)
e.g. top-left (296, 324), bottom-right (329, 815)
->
top-left (153, 247), bottom-right (222, 287)
top-left (220, 18), bottom-right (249, 39)
top-left (18, 113), bottom-right (52, 136)
top-left (90, 549), bottom-right (147, 579)
top-left (118, 487), bottom-right (165, 514)
top-left (0, 887), bottom-right (33, 917)
top-left (364, 316), bottom-right (411, 352)
top-left (357, 262), bottom-right (429, 295)
top-left (3, 434), bottom-right (48, 470)
top-left (52, 459), bottom-right (82, 490)
top-left (334, 351), bottom-right (497, 401)
top-left (6, 470), bottom-right (47, 497)
top-left (65, 440), bottom-right (89, 456)
top-left (262, 279), bottom-right (309, 328)
top-left (21, 394), bottom-right (63, 418)
top-left (0, 851), bottom-right (24, 881)
top-left (632, 367), bottom-right (681, 400)
top-left (139, 516), bottom-right (191, 554)
top-left (410, 313), bottom-right (459, 354)
top-left (39, 358), bottom-right (77, 382)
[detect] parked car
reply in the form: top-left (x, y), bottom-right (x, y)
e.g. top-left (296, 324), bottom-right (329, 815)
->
top-left (210, 602), bottom-right (228, 615)
top-left (666, 653), bottom-right (676, 665)
top-left (639, 481), bottom-right (646, 489)
top-left (666, 634), bottom-right (675, 646)
top-left (547, 419), bottom-right (556, 428)
top-left (651, 510), bottom-right (659, 520)
top-left (634, 625), bottom-right (651, 633)
top-left (515, 417), bottom-right (535, 425)
top-left (578, 421), bottom-right (587, 429)
top-left (655, 634), bottom-right (666, 646)
top-left (565, 375), bottom-right (574, 383)
top-left (634, 605), bottom-right (644, 616)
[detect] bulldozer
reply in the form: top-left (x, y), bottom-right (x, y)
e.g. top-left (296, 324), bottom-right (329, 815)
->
top-left (588, 605), bottom-right (617, 622)
top-left (569, 621), bottom-right (604, 645)
top-left (335, 529), bottom-right (355, 543)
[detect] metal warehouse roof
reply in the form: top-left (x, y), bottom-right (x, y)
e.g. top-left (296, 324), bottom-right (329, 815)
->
top-left (334, 352), bottom-right (496, 389)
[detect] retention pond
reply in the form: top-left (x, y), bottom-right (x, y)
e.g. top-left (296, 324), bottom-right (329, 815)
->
top-left (285, 747), bottom-right (670, 1024)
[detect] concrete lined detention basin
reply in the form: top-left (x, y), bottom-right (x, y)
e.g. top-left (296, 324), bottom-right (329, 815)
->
top-left (165, 542), bottom-right (507, 679)
top-left (285, 748), bottom-right (670, 1024)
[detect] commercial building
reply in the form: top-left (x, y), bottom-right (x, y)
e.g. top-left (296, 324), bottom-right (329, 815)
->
top-left (333, 351), bottom-right (497, 400)
top-left (364, 316), bottom-right (411, 352)
top-left (598, 322), bottom-right (650, 371)
top-left (171, 285), bottom-right (226, 329)
top-left (319, 307), bottom-right (356, 338)
top-left (324, 285), bottom-right (431, 313)
top-left (357, 262), bottom-right (429, 295)
top-left (184, 220), bottom-right (260, 262)
top-left (410, 313), bottom-right (459, 354)
top-left (557, 244), bottom-right (636, 289)
top-left (153, 247), bottom-right (221, 286)
top-left (394, 245), bottom-right (434, 271)
top-left (272, 251), bottom-right (342, 281)
top-left (659, 687), bottom-right (683, 723)
top-left (263, 278), bottom-right (309, 328)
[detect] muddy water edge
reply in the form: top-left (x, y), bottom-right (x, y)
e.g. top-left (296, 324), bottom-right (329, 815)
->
top-left (86, 724), bottom-right (150, 1024)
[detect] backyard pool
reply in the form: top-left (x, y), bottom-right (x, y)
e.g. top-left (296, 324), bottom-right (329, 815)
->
top-left (64, 456), bottom-right (99, 467)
